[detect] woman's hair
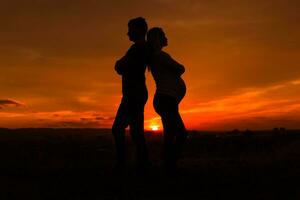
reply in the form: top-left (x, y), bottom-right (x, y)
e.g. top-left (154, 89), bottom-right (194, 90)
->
top-left (147, 27), bottom-right (165, 47)
top-left (146, 27), bottom-right (165, 71)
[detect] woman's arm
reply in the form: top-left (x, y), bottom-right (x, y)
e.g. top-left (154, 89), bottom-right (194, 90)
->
top-left (163, 52), bottom-right (185, 75)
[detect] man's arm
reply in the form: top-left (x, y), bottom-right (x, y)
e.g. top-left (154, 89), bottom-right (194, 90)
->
top-left (114, 45), bottom-right (138, 75)
top-left (114, 56), bottom-right (130, 75)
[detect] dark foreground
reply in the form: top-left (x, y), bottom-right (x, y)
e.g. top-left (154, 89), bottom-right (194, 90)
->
top-left (0, 128), bottom-right (299, 200)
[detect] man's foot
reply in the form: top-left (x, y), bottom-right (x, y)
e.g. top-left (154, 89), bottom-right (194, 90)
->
top-left (112, 161), bottom-right (126, 177)
top-left (163, 160), bottom-right (178, 178)
top-left (136, 160), bottom-right (152, 176)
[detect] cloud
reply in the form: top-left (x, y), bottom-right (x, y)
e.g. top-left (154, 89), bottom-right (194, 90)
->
top-left (0, 99), bottom-right (24, 109)
top-left (180, 78), bottom-right (300, 129)
top-left (59, 120), bottom-right (101, 128)
top-left (0, 110), bottom-right (114, 128)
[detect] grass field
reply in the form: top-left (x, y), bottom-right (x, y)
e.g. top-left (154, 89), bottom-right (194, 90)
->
top-left (0, 128), bottom-right (299, 199)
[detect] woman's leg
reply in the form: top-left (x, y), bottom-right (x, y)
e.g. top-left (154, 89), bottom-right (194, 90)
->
top-left (154, 93), bottom-right (178, 169)
top-left (172, 111), bottom-right (187, 162)
top-left (163, 102), bottom-right (187, 166)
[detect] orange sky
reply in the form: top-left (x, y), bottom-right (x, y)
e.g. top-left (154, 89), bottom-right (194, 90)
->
top-left (1, 0), bottom-right (300, 130)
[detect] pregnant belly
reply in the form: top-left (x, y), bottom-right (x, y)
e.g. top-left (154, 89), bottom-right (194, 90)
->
top-left (157, 77), bottom-right (186, 102)
top-left (176, 77), bottom-right (186, 101)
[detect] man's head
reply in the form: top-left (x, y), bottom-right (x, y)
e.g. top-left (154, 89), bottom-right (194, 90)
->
top-left (127, 17), bottom-right (148, 42)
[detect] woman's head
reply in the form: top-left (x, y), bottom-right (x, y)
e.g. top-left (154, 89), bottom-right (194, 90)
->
top-left (147, 27), bottom-right (168, 50)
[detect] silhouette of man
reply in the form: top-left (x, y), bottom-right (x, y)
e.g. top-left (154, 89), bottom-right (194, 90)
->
top-left (112, 17), bottom-right (149, 173)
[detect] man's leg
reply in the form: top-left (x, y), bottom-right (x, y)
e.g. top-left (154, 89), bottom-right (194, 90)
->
top-left (112, 99), bottom-right (130, 166)
top-left (129, 100), bottom-right (149, 169)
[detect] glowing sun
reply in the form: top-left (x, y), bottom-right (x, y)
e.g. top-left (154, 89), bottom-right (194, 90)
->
top-left (150, 125), bottom-right (160, 131)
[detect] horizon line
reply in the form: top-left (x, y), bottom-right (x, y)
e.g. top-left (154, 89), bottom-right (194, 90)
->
top-left (0, 127), bottom-right (299, 132)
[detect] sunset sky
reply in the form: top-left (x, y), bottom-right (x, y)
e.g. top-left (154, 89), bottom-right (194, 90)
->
top-left (1, 0), bottom-right (300, 130)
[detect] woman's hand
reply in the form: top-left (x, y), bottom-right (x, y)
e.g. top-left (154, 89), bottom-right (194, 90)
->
top-left (164, 52), bottom-right (185, 76)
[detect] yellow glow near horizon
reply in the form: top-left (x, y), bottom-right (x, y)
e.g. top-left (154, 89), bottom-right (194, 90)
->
top-left (150, 125), bottom-right (160, 131)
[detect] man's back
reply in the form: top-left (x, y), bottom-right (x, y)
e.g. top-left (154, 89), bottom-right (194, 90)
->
top-left (112, 17), bottom-right (150, 173)
top-left (116, 42), bottom-right (148, 97)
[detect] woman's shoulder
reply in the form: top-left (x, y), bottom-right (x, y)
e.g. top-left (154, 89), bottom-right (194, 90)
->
top-left (153, 50), bottom-right (171, 60)
top-left (160, 50), bottom-right (171, 57)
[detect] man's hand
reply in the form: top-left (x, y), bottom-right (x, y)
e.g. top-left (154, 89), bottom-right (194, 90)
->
top-left (115, 56), bottom-right (130, 75)
top-left (114, 59), bottom-right (123, 75)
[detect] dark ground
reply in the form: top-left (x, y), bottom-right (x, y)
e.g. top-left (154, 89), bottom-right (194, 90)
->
top-left (0, 128), bottom-right (299, 200)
